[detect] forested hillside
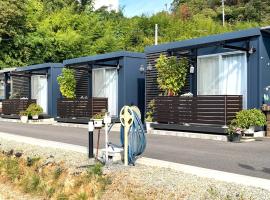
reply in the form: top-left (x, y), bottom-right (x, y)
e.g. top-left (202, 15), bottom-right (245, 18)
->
top-left (0, 0), bottom-right (268, 68)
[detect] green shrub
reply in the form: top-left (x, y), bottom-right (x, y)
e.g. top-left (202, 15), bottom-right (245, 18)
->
top-left (231, 109), bottom-right (266, 129)
top-left (53, 167), bottom-right (63, 180)
top-left (26, 103), bottom-right (43, 116)
top-left (145, 99), bottom-right (156, 122)
top-left (91, 112), bottom-right (104, 120)
top-left (75, 192), bottom-right (88, 200)
top-left (19, 110), bottom-right (28, 116)
top-left (57, 68), bottom-right (76, 99)
top-left (156, 55), bottom-right (188, 96)
top-left (22, 173), bottom-right (43, 193)
top-left (1, 158), bottom-right (20, 180)
top-left (26, 157), bottom-right (40, 167)
top-left (87, 163), bottom-right (103, 178)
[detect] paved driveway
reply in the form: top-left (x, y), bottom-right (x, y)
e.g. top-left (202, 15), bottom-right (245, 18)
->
top-left (1, 121), bottom-right (270, 179)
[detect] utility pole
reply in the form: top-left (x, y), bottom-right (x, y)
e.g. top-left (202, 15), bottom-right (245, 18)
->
top-left (155, 24), bottom-right (158, 45)
top-left (222, 0), bottom-right (225, 26)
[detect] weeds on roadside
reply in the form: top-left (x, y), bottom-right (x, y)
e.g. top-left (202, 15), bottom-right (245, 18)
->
top-left (53, 167), bottom-right (63, 180)
top-left (87, 162), bottom-right (103, 178)
top-left (0, 152), bottom-right (111, 199)
top-left (75, 192), bottom-right (88, 200)
top-left (0, 157), bottom-right (20, 180)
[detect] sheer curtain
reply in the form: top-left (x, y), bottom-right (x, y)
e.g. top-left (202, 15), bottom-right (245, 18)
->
top-left (92, 68), bottom-right (118, 116)
top-left (221, 53), bottom-right (247, 108)
top-left (197, 52), bottom-right (247, 108)
top-left (197, 56), bottom-right (220, 95)
top-left (31, 75), bottom-right (48, 113)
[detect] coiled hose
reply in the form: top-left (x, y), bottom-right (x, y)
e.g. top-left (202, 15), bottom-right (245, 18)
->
top-left (120, 110), bottom-right (146, 165)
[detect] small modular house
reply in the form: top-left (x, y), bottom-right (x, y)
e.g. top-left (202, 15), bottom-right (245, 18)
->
top-left (1, 63), bottom-right (63, 118)
top-left (57, 51), bottom-right (146, 123)
top-left (145, 27), bottom-right (270, 133)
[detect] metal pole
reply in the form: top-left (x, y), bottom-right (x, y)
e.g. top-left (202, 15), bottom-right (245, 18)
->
top-left (155, 24), bottom-right (158, 45)
top-left (88, 121), bottom-right (94, 158)
top-left (222, 0), bottom-right (225, 26)
top-left (96, 129), bottom-right (101, 160)
top-left (105, 119), bottom-right (109, 163)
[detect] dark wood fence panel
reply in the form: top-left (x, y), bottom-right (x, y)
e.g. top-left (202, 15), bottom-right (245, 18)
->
top-left (2, 99), bottom-right (36, 115)
top-left (57, 98), bottom-right (108, 118)
top-left (155, 95), bottom-right (242, 125)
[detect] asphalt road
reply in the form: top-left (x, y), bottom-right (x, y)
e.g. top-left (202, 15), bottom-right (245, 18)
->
top-left (1, 121), bottom-right (270, 179)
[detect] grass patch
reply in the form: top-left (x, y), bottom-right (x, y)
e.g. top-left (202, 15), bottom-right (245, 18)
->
top-left (0, 153), bottom-right (111, 199)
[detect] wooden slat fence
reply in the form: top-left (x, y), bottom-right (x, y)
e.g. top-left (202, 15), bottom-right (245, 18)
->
top-left (2, 99), bottom-right (36, 115)
top-left (155, 95), bottom-right (242, 125)
top-left (57, 98), bottom-right (108, 118)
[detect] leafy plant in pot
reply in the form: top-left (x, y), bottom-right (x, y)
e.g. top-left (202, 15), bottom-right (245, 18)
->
top-left (232, 109), bottom-right (266, 134)
top-left (145, 99), bottom-right (156, 132)
top-left (228, 122), bottom-right (243, 142)
top-left (91, 113), bottom-right (104, 128)
top-left (19, 110), bottom-right (29, 123)
top-left (26, 103), bottom-right (43, 120)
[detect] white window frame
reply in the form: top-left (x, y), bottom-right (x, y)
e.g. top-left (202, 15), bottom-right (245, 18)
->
top-left (197, 51), bottom-right (248, 108)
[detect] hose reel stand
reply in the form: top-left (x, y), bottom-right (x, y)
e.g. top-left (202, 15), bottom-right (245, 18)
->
top-left (119, 106), bottom-right (134, 166)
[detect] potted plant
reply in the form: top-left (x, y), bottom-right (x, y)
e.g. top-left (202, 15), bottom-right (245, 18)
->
top-left (232, 109), bottom-right (266, 134)
top-left (19, 110), bottom-right (29, 123)
top-left (145, 99), bottom-right (155, 132)
top-left (91, 113), bottom-right (104, 128)
top-left (228, 123), bottom-right (243, 142)
top-left (26, 103), bottom-right (43, 120)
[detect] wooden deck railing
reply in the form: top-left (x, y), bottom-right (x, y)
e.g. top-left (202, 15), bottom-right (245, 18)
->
top-left (2, 99), bottom-right (36, 115)
top-left (57, 98), bottom-right (108, 118)
top-left (155, 95), bottom-right (243, 125)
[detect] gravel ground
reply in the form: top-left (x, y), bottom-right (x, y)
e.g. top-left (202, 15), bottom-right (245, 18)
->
top-left (0, 137), bottom-right (270, 200)
top-left (0, 182), bottom-right (42, 200)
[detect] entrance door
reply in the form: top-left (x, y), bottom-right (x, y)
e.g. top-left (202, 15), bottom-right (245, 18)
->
top-left (92, 68), bottom-right (118, 116)
top-left (31, 75), bottom-right (48, 114)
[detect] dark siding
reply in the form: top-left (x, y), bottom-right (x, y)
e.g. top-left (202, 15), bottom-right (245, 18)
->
top-left (75, 69), bottom-right (89, 97)
top-left (11, 76), bottom-right (30, 98)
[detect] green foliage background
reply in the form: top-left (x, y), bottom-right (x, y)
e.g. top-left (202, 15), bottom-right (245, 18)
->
top-left (0, 0), bottom-right (268, 69)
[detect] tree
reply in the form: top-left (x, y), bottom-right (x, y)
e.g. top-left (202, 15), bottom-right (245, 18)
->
top-left (156, 55), bottom-right (188, 96)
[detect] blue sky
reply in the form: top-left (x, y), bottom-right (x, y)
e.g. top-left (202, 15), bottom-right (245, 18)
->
top-left (120, 0), bottom-right (173, 17)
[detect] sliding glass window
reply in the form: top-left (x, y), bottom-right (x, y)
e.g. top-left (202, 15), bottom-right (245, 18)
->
top-left (197, 51), bottom-right (247, 108)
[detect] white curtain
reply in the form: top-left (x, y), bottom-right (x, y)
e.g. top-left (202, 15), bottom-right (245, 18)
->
top-left (197, 56), bottom-right (220, 95)
top-left (92, 68), bottom-right (118, 116)
top-left (31, 75), bottom-right (48, 113)
top-left (197, 52), bottom-right (247, 108)
top-left (0, 79), bottom-right (4, 99)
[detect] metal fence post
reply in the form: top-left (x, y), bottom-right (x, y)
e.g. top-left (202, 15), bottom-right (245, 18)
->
top-left (88, 120), bottom-right (94, 158)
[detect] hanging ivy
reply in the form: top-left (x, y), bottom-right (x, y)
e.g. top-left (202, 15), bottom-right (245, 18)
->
top-left (156, 54), bottom-right (188, 96)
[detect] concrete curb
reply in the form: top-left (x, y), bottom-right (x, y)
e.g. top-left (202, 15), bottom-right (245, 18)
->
top-left (0, 131), bottom-right (270, 191)
top-left (149, 129), bottom-right (229, 141)
top-left (0, 132), bottom-right (88, 154)
top-left (0, 117), bottom-right (56, 125)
